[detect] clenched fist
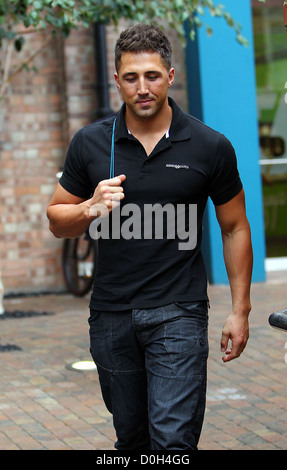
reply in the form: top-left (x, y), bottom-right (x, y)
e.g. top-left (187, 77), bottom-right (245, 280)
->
top-left (88, 174), bottom-right (126, 218)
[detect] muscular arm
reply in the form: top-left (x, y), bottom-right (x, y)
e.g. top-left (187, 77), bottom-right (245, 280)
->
top-left (215, 189), bottom-right (253, 362)
top-left (46, 183), bottom-right (93, 239)
top-left (47, 175), bottom-right (126, 239)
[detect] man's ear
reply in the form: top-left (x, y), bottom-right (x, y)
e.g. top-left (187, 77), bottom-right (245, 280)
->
top-left (114, 72), bottom-right (120, 91)
top-left (168, 68), bottom-right (175, 88)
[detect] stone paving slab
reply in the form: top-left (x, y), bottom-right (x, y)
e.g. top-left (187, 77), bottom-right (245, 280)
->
top-left (0, 273), bottom-right (286, 450)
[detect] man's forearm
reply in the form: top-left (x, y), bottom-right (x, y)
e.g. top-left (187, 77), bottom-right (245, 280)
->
top-left (220, 225), bottom-right (253, 362)
top-left (47, 175), bottom-right (126, 239)
top-left (222, 225), bottom-right (253, 316)
top-left (47, 202), bottom-right (94, 239)
top-left (215, 190), bottom-right (253, 361)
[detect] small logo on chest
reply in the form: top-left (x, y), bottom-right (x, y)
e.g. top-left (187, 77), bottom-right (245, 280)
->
top-left (166, 164), bottom-right (190, 170)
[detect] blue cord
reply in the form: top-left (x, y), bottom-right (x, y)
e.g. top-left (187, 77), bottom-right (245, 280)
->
top-left (110, 118), bottom-right (117, 179)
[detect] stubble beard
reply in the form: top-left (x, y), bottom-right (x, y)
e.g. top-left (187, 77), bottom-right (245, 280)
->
top-left (129, 96), bottom-right (165, 120)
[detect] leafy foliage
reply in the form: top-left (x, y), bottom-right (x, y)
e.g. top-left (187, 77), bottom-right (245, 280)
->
top-left (0, 0), bottom-right (267, 101)
top-left (0, 0), bottom-right (261, 52)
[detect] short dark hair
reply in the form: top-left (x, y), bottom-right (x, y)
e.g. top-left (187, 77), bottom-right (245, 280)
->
top-left (115, 23), bottom-right (172, 72)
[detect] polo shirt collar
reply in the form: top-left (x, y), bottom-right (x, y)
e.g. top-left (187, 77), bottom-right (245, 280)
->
top-left (114, 97), bottom-right (191, 142)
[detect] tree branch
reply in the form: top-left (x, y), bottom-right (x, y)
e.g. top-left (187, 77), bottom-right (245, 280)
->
top-left (0, 31), bottom-right (54, 103)
top-left (0, 40), bottom-right (14, 99)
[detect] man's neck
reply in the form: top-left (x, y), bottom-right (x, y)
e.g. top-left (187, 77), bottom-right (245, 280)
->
top-left (124, 101), bottom-right (172, 156)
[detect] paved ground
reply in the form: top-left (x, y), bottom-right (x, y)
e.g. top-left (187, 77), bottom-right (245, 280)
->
top-left (0, 271), bottom-right (286, 450)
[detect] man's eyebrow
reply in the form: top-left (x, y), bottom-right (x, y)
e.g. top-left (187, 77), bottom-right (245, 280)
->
top-left (122, 70), bottom-right (162, 78)
top-left (146, 70), bottom-right (161, 75)
top-left (122, 72), bottom-right (137, 78)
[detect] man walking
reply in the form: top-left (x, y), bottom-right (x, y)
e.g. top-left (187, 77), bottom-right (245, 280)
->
top-left (47, 24), bottom-right (253, 450)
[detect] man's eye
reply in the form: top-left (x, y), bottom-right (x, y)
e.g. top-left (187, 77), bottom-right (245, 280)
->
top-left (126, 77), bottom-right (136, 83)
top-left (148, 76), bottom-right (158, 80)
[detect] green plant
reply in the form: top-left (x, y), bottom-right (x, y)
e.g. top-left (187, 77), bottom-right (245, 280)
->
top-left (0, 0), bottom-right (255, 46)
top-left (0, 0), bottom-right (264, 102)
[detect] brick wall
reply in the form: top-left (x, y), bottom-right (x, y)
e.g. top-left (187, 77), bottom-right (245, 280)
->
top-left (0, 21), bottom-right (187, 295)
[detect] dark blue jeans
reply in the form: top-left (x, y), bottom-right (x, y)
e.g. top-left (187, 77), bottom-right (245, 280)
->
top-left (88, 301), bottom-right (209, 450)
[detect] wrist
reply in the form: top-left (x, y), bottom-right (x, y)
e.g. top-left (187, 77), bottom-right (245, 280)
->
top-left (81, 199), bottom-right (100, 220)
top-left (231, 302), bottom-right (251, 318)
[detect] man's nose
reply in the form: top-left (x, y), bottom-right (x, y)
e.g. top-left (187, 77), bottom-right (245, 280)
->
top-left (137, 78), bottom-right (149, 95)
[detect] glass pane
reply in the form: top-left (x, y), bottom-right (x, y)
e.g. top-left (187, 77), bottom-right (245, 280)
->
top-left (253, 2), bottom-right (287, 257)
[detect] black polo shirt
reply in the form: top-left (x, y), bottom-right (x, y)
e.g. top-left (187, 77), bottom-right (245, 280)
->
top-left (60, 98), bottom-right (242, 311)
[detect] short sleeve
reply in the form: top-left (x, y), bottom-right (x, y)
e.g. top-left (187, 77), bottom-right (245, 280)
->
top-left (208, 134), bottom-right (243, 206)
top-left (59, 130), bottom-right (93, 199)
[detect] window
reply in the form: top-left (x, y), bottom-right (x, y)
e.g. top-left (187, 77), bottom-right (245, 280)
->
top-left (253, 0), bottom-right (287, 257)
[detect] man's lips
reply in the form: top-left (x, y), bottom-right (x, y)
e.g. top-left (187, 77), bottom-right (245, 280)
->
top-left (136, 98), bottom-right (153, 106)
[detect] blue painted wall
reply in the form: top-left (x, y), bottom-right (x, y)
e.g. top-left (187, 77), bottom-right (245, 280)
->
top-left (185, 0), bottom-right (266, 284)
